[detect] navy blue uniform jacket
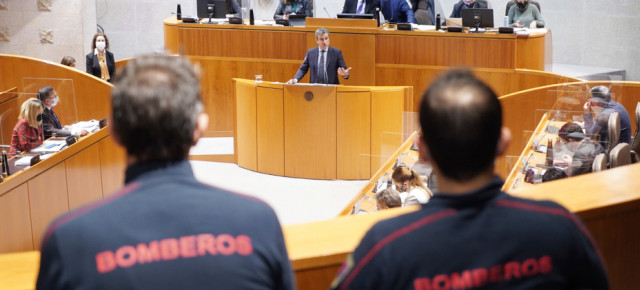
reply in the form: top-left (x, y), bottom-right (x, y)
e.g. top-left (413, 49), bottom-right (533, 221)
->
top-left (332, 177), bottom-right (609, 290)
top-left (294, 46), bottom-right (348, 84)
top-left (36, 160), bottom-right (295, 290)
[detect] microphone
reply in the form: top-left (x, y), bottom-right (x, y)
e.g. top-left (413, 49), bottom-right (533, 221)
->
top-left (323, 7), bottom-right (331, 18)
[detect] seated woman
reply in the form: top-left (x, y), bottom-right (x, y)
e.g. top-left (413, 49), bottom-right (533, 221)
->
top-left (273, 0), bottom-right (312, 20)
top-left (508, 0), bottom-right (544, 29)
top-left (9, 98), bottom-right (45, 157)
top-left (392, 165), bottom-right (433, 206)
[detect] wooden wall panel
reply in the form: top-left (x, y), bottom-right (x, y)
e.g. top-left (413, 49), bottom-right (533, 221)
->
top-left (66, 145), bottom-right (103, 210)
top-left (0, 90), bottom-right (19, 145)
top-left (99, 136), bottom-right (126, 197)
top-left (180, 28), bottom-right (307, 60)
top-left (28, 163), bottom-right (69, 251)
top-left (516, 36), bottom-right (545, 70)
top-left (0, 55), bottom-right (112, 123)
top-left (284, 86), bottom-right (337, 179)
top-left (256, 87), bottom-right (285, 176)
top-left (371, 89), bottom-right (404, 174)
top-left (376, 35), bottom-right (515, 69)
top-left (235, 81), bottom-right (258, 171)
top-left (337, 91), bottom-right (371, 179)
top-left (321, 33), bottom-right (376, 87)
top-left (0, 184), bottom-right (33, 253)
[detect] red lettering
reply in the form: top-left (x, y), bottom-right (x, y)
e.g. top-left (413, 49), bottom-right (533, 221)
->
top-left (217, 234), bottom-right (236, 255)
top-left (539, 256), bottom-right (552, 274)
top-left (471, 268), bottom-right (488, 288)
top-left (115, 245), bottom-right (137, 268)
top-left (521, 258), bottom-right (538, 277)
top-left (95, 251), bottom-right (116, 273)
top-left (414, 278), bottom-right (432, 290)
top-left (137, 241), bottom-right (160, 264)
top-left (160, 238), bottom-right (179, 260)
top-left (433, 274), bottom-right (450, 290)
top-left (450, 271), bottom-right (472, 289)
top-left (236, 235), bottom-right (253, 256)
top-left (197, 234), bottom-right (217, 256)
top-left (179, 235), bottom-right (197, 258)
top-left (489, 265), bottom-right (502, 283)
top-left (504, 261), bottom-right (520, 280)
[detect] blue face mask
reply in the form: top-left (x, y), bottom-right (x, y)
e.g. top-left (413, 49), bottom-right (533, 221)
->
top-left (51, 96), bottom-right (59, 107)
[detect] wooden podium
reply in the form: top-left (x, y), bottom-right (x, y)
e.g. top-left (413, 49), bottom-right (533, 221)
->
top-left (234, 79), bottom-right (411, 180)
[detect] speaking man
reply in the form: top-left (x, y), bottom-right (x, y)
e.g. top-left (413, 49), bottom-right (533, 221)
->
top-left (287, 27), bottom-right (351, 85)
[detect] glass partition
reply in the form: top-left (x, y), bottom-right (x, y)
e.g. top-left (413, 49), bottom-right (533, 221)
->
top-left (22, 78), bottom-right (78, 126)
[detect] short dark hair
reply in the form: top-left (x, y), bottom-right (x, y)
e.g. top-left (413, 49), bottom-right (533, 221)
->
top-left (542, 167), bottom-right (567, 182)
top-left (558, 122), bottom-right (583, 142)
top-left (419, 70), bottom-right (502, 182)
top-left (589, 85), bottom-right (611, 103)
top-left (111, 54), bottom-right (202, 161)
top-left (37, 86), bottom-right (55, 102)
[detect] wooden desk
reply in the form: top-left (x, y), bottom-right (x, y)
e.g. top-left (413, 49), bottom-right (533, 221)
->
top-left (234, 79), bottom-right (408, 179)
top-left (165, 17), bottom-right (562, 137)
top-left (0, 128), bottom-right (125, 254)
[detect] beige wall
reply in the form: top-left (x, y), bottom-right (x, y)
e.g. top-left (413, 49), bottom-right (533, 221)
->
top-left (0, 0), bottom-right (96, 71)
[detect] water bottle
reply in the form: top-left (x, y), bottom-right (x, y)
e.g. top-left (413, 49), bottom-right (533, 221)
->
top-left (250, 9), bottom-right (255, 25)
top-left (435, 13), bottom-right (441, 30)
top-left (177, 4), bottom-right (182, 20)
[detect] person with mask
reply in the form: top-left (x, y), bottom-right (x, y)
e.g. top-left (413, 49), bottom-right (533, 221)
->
top-left (36, 86), bottom-right (88, 139)
top-left (273, 0), bottom-right (312, 20)
top-left (9, 98), bottom-right (44, 157)
top-left (557, 122), bottom-right (605, 176)
top-left (583, 85), bottom-right (631, 147)
top-left (508, 0), bottom-right (544, 29)
top-left (449, 0), bottom-right (486, 18)
top-left (86, 33), bottom-right (115, 83)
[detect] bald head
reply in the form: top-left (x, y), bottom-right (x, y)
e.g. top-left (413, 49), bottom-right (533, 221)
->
top-left (419, 70), bottom-right (502, 182)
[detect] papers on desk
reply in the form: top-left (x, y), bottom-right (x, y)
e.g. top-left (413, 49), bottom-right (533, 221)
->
top-left (31, 140), bottom-right (67, 153)
top-left (14, 156), bottom-right (34, 166)
top-left (415, 25), bottom-right (436, 31)
top-left (254, 20), bottom-right (276, 25)
top-left (69, 120), bottom-right (100, 135)
top-left (202, 18), bottom-right (227, 24)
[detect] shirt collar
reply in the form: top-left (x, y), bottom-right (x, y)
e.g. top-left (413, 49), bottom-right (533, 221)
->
top-left (124, 159), bottom-right (194, 184)
top-left (428, 176), bottom-right (505, 208)
top-left (94, 48), bottom-right (104, 55)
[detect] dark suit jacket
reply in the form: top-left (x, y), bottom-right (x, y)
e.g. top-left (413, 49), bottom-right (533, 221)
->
top-left (42, 107), bottom-right (71, 139)
top-left (86, 50), bottom-right (116, 83)
top-left (449, 0), bottom-right (487, 18)
top-left (342, 0), bottom-right (380, 15)
top-left (294, 46), bottom-right (348, 84)
top-left (380, 0), bottom-right (416, 23)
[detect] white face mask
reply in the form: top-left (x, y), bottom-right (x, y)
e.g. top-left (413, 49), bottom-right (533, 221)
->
top-left (96, 41), bottom-right (106, 50)
top-left (51, 96), bottom-right (59, 107)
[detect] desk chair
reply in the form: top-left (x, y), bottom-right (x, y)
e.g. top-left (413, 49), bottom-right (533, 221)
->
top-left (609, 143), bottom-right (631, 168)
top-left (592, 153), bottom-right (607, 172)
top-left (505, 0), bottom-right (540, 16)
top-left (607, 112), bottom-right (620, 155)
top-left (630, 102), bottom-right (640, 162)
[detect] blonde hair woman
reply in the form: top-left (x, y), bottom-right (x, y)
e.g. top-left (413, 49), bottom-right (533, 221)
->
top-left (9, 98), bottom-right (44, 157)
top-left (392, 165), bottom-right (432, 206)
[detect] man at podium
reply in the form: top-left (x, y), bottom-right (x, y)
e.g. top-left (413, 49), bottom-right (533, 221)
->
top-left (287, 28), bottom-right (351, 85)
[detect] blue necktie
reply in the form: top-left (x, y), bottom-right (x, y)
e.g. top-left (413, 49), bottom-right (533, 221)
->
top-left (318, 50), bottom-right (327, 84)
top-left (356, 0), bottom-right (364, 14)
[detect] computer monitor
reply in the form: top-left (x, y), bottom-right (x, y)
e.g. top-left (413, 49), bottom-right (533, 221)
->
top-left (197, 0), bottom-right (227, 19)
top-left (337, 13), bottom-right (374, 20)
top-left (288, 14), bottom-right (307, 26)
top-left (461, 8), bottom-right (494, 30)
